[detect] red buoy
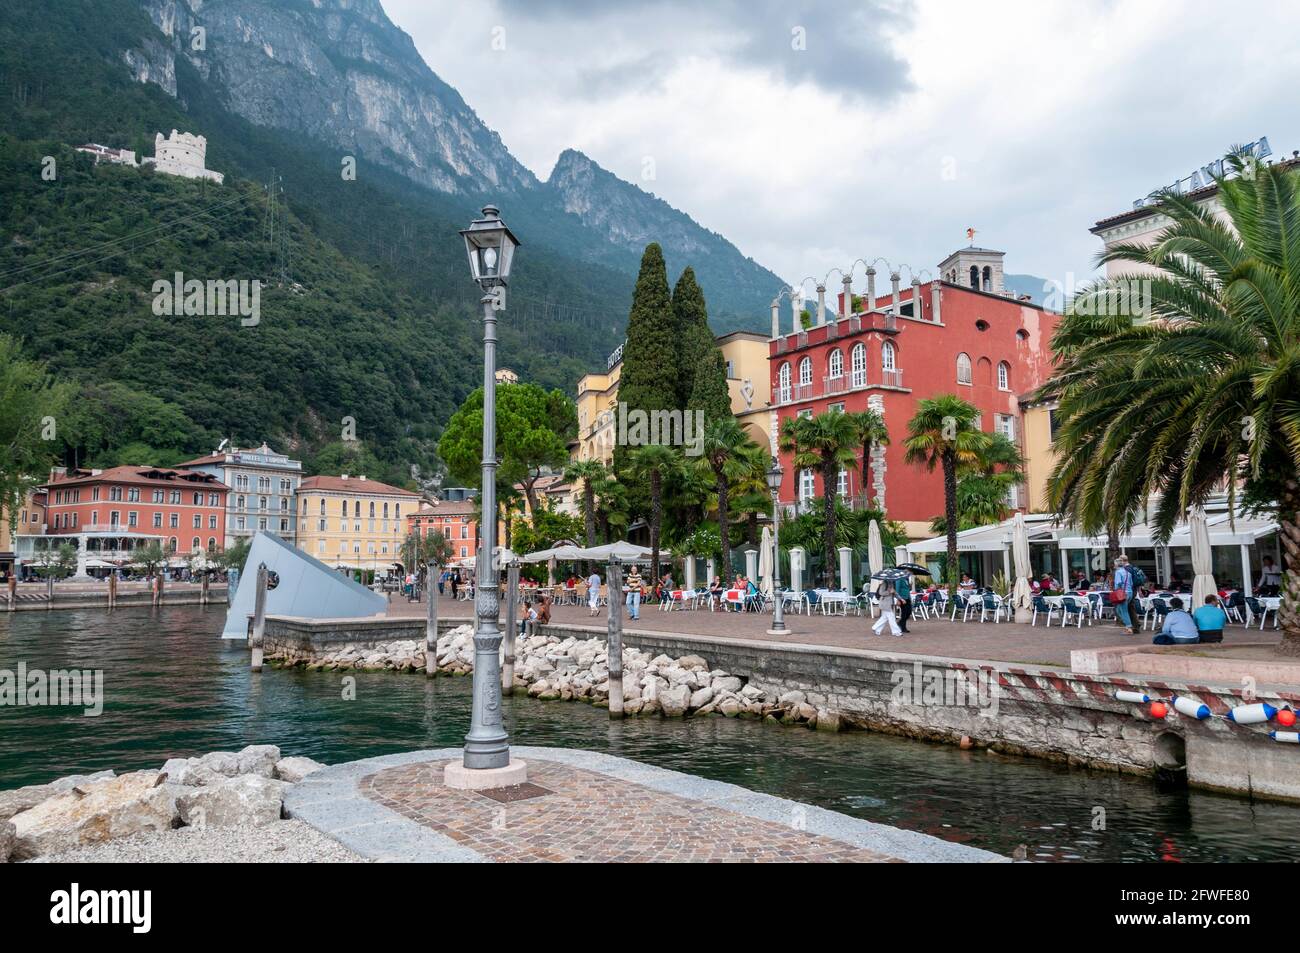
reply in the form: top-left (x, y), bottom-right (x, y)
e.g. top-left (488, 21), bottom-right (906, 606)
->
top-left (1278, 708), bottom-right (1297, 728)
top-left (1150, 701), bottom-right (1168, 719)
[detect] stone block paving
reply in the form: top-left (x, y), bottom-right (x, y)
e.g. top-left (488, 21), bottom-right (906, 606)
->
top-left (360, 758), bottom-right (900, 863)
top-left (387, 594), bottom-right (1279, 667)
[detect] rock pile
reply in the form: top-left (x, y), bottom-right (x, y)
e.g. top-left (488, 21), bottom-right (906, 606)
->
top-left (1, 746), bottom-right (326, 861)
top-left (289, 624), bottom-right (843, 729)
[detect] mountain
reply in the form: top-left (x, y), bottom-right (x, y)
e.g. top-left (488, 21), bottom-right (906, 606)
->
top-left (1003, 273), bottom-right (1058, 310)
top-left (128, 0), bottom-right (785, 327)
top-left (0, 0), bottom-right (787, 479)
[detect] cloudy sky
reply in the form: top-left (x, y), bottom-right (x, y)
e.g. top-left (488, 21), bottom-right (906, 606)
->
top-left (383, 0), bottom-right (1298, 288)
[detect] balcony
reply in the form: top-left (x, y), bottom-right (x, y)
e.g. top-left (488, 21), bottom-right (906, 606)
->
top-left (881, 369), bottom-right (904, 388)
top-left (794, 383), bottom-right (815, 401)
top-left (823, 375), bottom-right (848, 395)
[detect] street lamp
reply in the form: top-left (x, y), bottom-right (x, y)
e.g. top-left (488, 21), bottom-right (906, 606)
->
top-left (766, 457), bottom-right (787, 636)
top-left (451, 205), bottom-right (525, 786)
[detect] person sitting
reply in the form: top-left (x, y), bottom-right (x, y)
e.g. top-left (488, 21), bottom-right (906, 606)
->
top-left (1258, 556), bottom-right (1282, 596)
top-left (1153, 597), bottom-right (1200, 644)
top-left (958, 574), bottom-right (976, 592)
top-left (1193, 594), bottom-right (1227, 644)
top-left (519, 598), bottom-right (537, 637)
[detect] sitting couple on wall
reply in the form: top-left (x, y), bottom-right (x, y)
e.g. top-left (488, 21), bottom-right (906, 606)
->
top-left (1153, 595), bottom-right (1226, 645)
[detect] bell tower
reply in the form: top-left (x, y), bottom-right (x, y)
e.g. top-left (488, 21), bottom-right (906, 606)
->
top-left (937, 246), bottom-right (1005, 294)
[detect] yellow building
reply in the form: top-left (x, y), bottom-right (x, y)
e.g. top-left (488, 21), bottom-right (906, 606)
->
top-left (1019, 399), bottom-right (1059, 513)
top-left (571, 331), bottom-right (774, 463)
top-left (1, 489), bottom-right (46, 578)
top-left (296, 474), bottom-right (420, 573)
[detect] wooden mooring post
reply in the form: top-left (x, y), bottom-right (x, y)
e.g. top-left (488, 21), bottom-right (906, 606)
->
top-left (502, 560), bottom-right (519, 694)
top-left (425, 561), bottom-right (438, 677)
top-left (607, 556), bottom-right (624, 719)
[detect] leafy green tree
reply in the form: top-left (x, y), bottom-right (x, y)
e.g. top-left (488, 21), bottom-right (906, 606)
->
top-left (629, 444), bottom-right (681, 581)
top-left (30, 542), bottom-right (78, 582)
top-left (699, 417), bottom-right (757, 577)
top-left (1037, 151), bottom-right (1300, 653)
top-left (846, 409), bottom-right (889, 507)
top-left (437, 383), bottom-right (576, 515)
top-left (563, 459), bottom-right (606, 550)
top-left (129, 541), bottom-right (167, 578)
top-left (673, 267), bottom-right (731, 423)
top-left (779, 410), bottom-right (859, 587)
top-left (613, 244), bottom-right (678, 486)
top-left (217, 538), bottom-right (251, 574)
top-left (0, 336), bottom-right (71, 543)
top-left (903, 395), bottom-right (990, 591)
top-left (928, 432), bottom-right (1025, 533)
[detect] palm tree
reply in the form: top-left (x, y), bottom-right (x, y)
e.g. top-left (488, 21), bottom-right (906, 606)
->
top-left (700, 417), bottom-right (754, 578)
top-left (563, 459), bottom-right (605, 549)
top-left (727, 442), bottom-right (772, 546)
top-left (1037, 152), bottom-right (1300, 653)
top-left (779, 410), bottom-right (859, 587)
top-left (903, 395), bottom-right (989, 591)
top-left (629, 444), bottom-right (680, 582)
top-left (846, 409), bottom-right (890, 508)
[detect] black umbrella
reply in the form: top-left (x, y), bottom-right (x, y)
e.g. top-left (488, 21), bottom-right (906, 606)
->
top-left (871, 568), bottom-right (912, 581)
top-left (895, 563), bottom-right (932, 575)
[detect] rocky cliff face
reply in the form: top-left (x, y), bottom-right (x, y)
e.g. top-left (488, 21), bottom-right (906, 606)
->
top-left (134, 0), bottom-right (534, 194)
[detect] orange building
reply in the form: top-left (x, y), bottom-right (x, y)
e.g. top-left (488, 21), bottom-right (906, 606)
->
top-left (408, 500), bottom-right (479, 564)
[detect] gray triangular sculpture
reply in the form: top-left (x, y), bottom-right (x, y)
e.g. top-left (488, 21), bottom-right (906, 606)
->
top-left (221, 531), bottom-right (387, 639)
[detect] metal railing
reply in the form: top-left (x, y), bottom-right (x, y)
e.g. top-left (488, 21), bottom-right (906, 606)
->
top-left (824, 375), bottom-right (848, 395)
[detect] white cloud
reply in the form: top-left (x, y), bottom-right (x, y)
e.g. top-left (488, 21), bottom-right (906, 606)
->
top-left (383, 0), bottom-right (1300, 290)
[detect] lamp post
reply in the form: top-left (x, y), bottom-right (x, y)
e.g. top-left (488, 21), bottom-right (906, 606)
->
top-left (766, 458), bottom-right (787, 636)
top-left (450, 205), bottom-right (526, 786)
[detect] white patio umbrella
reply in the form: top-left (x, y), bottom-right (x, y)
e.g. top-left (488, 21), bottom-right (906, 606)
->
top-left (1189, 507), bottom-right (1217, 607)
top-left (571, 541), bottom-right (654, 563)
top-left (868, 520), bottom-right (884, 580)
top-left (758, 525), bottom-right (774, 595)
top-left (1012, 511), bottom-right (1034, 623)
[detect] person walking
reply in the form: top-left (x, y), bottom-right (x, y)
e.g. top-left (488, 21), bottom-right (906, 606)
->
top-left (625, 565), bottom-right (643, 620)
top-left (450, 569), bottom-right (460, 600)
top-left (872, 579), bottom-right (902, 637)
top-left (587, 568), bottom-right (602, 616)
top-left (1110, 557), bottom-right (1137, 635)
top-left (895, 572), bottom-right (913, 633)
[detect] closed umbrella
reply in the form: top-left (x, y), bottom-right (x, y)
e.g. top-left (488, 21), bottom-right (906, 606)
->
top-left (1189, 507), bottom-right (1217, 607)
top-left (1012, 511), bottom-right (1033, 623)
top-left (868, 519), bottom-right (884, 579)
top-left (758, 525), bottom-right (774, 596)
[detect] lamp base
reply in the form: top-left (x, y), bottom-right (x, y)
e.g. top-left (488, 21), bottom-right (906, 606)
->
top-left (766, 626), bottom-right (789, 637)
top-left (444, 758), bottom-right (529, 790)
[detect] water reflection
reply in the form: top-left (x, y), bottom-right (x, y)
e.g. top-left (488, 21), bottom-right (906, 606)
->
top-left (1, 605), bottom-right (1296, 862)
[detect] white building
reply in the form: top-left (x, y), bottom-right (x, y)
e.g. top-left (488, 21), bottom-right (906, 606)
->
top-left (143, 129), bottom-right (224, 184)
top-left (178, 442), bottom-right (301, 548)
top-left (75, 143), bottom-right (138, 167)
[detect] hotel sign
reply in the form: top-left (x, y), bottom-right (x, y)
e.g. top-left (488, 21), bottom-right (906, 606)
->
top-left (1132, 138), bottom-right (1271, 209)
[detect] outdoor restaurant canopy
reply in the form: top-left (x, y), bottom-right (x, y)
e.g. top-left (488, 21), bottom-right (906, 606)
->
top-left (571, 542), bottom-right (654, 563)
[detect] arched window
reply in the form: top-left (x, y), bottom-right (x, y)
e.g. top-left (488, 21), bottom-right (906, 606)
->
top-left (368, 501), bottom-right (375, 518)
top-left (969, 265), bottom-right (979, 289)
top-left (828, 349), bottom-right (843, 379)
top-left (319, 498), bottom-right (325, 515)
top-left (383, 502), bottom-right (389, 519)
top-left (191, 536), bottom-right (200, 552)
top-left (997, 361), bottom-right (1010, 390)
top-left (207, 538), bottom-right (217, 553)
top-left (798, 357), bottom-right (812, 386)
top-left (956, 352), bottom-right (972, 384)
top-left (982, 266), bottom-right (992, 292)
top-left (850, 343), bottom-right (866, 388)
top-left (882, 341), bottom-right (897, 372)
top-left (342, 499), bottom-right (349, 518)
top-left (778, 363), bottom-right (791, 402)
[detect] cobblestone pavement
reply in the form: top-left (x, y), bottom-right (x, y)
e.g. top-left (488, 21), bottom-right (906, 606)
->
top-left (384, 594), bottom-right (1279, 667)
top-left (361, 758), bottom-right (899, 863)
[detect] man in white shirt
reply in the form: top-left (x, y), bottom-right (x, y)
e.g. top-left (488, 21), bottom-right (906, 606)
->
top-left (1258, 556), bottom-right (1283, 594)
top-left (587, 570), bottom-right (602, 615)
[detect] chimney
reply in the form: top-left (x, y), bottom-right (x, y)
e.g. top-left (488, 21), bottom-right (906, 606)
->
top-left (815, 284), bottom-right (826, 325)
top-left (866, 266), bottom-right (876, 310)
top-left (890, 272), bottom-right (901, 314)
top-left (931, 280), bottom-right (942, 324)
top-left (841, 274), bottom-right (852, 319)
top-left (770, 298), bottom-right (780, 339)
top-left (359, 475), bottom-right (367, 481)
top-left (341, 474), bottom-right (349, 480)
top-left (911, 277), bottom-right (922, 319)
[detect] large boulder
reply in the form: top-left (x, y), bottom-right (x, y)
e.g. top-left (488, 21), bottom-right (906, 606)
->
top-left (677, 655), bottom-right (710, 671)
top-left (0, 820), bottom-right (13, 863)
top-left (0, 770), bottom-right (116, 821)
top-left (658, 684), bottom-right (691, 717)
top-left (274, 756), bottom-right (325, 783)
top-left (160, 745), bottom-right (281, 786)
top-left (10, 771), bottom-right (183, 859)
top-left (711, 675), bottom-right (743, 694)
top-left (689, 686), bottom-right (714, 710)
top-left (176, 775), bottom-right (287, 828)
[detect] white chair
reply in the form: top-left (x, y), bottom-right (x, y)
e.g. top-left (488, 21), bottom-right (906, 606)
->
top-left (1031, 595), bottom-right (1057, 627)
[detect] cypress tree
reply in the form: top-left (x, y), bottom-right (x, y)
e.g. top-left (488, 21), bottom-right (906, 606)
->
top-left (674, 267), bottom-right (732, 425)
top-left (613, 243), bottom-right (678, 482)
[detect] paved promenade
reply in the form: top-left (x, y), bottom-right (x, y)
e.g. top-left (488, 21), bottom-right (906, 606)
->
top-left (284, 746), bottom-right (1003, 863)
top-left (387, 593), bottom-right (1280, 668)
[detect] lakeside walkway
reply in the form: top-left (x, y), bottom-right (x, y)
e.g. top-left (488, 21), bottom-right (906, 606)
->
top-left (387, 593), bottom-right (1281, 669)
top-left (284, 746), bottom-right (1003, 863)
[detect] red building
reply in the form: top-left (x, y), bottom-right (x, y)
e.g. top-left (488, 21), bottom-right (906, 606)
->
top-left (408, 500), bottom-right (479, 564)
top-left (43, 465), bottom-right (229, 556)
top-left (769, 247), bottom-right (1059, 537)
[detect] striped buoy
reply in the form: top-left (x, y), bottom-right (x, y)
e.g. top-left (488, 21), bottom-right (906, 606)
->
top-left (1171, 695), bottom-right (1210, 720)
top-left (1114, 690), bottom-right (1150, 704)
top-left (1225, 702), bottom-right (1277, 724)
top-left (1269, 731), bottom-right (1300, 744)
